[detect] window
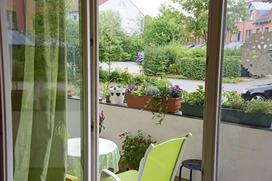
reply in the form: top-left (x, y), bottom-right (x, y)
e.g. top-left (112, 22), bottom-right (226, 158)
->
top-left (265, 27), bottom-right (269, 32)
top-left (256, 28), bottom-right (259, 33)
top-left (246, 30), bottom-right (252, 40)
top-left (73, 15), bottom-right (77, 20)
top-left (236, 31), bottom-right (241, 41)
top-left (249, 10), bottom-right (253, 21)
top-left (230, 34), bottom-right (232, 42)
top-left (7, 11), bottom-right (17, 30)
top-left (202, 37), bottom-right (205, 43)
top-left (237, 17), bottom-right (242, 23)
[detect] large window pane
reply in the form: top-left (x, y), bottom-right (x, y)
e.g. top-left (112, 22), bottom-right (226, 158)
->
top-left (219, 0), bottom-right (272, 180)
top-left (6, 0), bottom-right (84, 180)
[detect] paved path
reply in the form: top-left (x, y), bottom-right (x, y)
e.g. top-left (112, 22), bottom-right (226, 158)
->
top-left (100, 61), bottom-right (272, 93)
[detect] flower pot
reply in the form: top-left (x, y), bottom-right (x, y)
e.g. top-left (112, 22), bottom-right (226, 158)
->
top-left (110, 88), bottom-right (125, 105)
top-left (125, 93), bottom-right (182, 113)
top-left (180, 102), bottom-right (203, 117)
top-left (221, 108), bottom-right (272, 128)
top-left (106, 95), bottom-right (111, 103)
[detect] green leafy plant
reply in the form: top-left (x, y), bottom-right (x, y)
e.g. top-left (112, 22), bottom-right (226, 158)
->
top-left (119, 131), bottom-right (156, 170)
top-left (245, 99), bottom-right (272, 114)
top-left (222, 90), bottom-right (243, 106)
top-left (229, 99), bottom-right (245, 110)
top-left (182, 85), bottom-right (205, 106)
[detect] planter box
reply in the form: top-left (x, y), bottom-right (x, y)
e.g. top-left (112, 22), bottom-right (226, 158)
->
top-left (125, 93), bottom-right (182, 113)
top-left (180, 102), bottom-right (203, 118)
top-left (221, 108), bottom-right (272, 128)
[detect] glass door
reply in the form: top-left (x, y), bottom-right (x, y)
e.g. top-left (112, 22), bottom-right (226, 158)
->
top-left (2, 0), bottom-right (96, 180)
top-left (218, 0), bottom-right (272, 180)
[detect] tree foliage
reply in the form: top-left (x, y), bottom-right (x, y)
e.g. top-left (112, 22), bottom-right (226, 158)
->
top-left (142, 4), bottom-right (185, 46)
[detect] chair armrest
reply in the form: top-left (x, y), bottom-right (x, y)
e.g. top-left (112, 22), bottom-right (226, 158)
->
top-left (100, 169), bottom-right (121, 181)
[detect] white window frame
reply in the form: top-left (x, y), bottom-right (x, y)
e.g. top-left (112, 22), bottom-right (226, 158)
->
top-left (0, 0), bottom-right (13, 180)
top-left (202, 0), bottom-right (226, 180)
top-left (0, 0), bottom-right (99, 180)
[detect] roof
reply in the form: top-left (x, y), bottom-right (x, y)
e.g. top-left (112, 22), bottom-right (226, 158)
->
top-left (250, 2), bottom-right (272, 11)
top-left (8, 30), bottom-right (34, 45)
top-left (254, 8), bottom-right (272, 24)
top-left (224, 41), bottom-right (244, 49)
top-left (99, 0), bottom-right (109, 6)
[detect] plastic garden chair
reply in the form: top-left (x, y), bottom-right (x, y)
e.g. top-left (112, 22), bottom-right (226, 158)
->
top-left (100, 133), bottom-right (192, 181)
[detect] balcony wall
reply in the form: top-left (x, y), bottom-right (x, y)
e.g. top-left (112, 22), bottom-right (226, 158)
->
top-left (68, 98), bottom-right (272, 181)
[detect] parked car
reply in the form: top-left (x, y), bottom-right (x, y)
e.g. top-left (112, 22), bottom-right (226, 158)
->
top-left (241, 83), bottom-right (272, 101)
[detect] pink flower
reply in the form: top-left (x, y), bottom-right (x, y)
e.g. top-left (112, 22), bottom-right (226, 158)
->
top-left (99, 111), bottom-right (105, 123)
top-left (131, 145), bottom-right (135, 149)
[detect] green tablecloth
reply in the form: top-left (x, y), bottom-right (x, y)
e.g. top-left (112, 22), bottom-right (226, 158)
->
top-left (67, 138), bottom-right (120, 181)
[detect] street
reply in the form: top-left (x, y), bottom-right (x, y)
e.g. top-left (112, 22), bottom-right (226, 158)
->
top-left (100, 61), bottom-right (272, 94)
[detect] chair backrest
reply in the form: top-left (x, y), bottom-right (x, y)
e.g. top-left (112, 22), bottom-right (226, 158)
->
top-left (137, 133), bottom-right (192, 181)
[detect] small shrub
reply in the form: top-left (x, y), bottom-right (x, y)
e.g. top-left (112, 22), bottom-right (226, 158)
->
top-left (245, 99), bottom-right (272, 114)
top-left (183, 85), bottom-right (205, 106)
top-left (119, 131), bottom-right (156, 170)
top-left (99, 66), bottom-right (109, 82)
top-left (229, 99), bottom-right (245, 110)
top-left (144, 85), bottom-right (159, 96)
top-left (222, 90), bottom-right (243, 106)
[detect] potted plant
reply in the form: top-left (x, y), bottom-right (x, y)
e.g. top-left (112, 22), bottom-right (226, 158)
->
top-left (221, 91), bottom-right (272, 128)
top-left (99, 110), bottom-right (105, 134)
top-left (181, 85), bottom-right (205, 117)
top-left (119, 130), bottom-right (156, 170)
top-left (110, 85), bottom-right (125, 105)
top-left (125, 79), bottom-right (183, 124)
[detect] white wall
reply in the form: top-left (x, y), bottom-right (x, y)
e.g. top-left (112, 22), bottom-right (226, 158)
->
top-left (98, 103), bottom-right (272, 181)
top-left (67, 99), bottom-right (272, 181)
top-left (99, 0), bottom-right (143, 34)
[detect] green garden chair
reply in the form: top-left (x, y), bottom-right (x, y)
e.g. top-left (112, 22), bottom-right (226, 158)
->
top-left (100, 133), bottom-right (192, 181)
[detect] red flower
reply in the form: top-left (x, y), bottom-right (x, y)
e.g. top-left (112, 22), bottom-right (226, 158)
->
top-left (138, 141), bottom-right (142, 143)
top-left (119, 133), bottom-right (125, 137)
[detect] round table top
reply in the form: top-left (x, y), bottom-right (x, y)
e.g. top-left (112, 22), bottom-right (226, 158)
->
top-left (68, 138), bottom-right (118, 157)
top-left (67, 138), bottom-right (120, 172)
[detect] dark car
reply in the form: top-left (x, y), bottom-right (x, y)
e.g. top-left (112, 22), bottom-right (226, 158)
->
top-left (241, 83), bottom-right (272, 101)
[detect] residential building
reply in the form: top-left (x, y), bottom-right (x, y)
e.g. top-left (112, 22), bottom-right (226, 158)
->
top-left (67, 0), bottom-right (144, 34)
top-left (225, 1), bottom-right (272, 45)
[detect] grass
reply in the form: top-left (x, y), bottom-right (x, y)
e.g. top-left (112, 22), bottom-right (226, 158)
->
top-left (222, 77), bottom-right (243, 83)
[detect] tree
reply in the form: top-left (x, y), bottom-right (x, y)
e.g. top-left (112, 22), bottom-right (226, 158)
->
top-left (99, 10), bottom-right (129, 62)
top-left (141, 4), bottom-right (185, 46)
top-left (172, 0), bottom-right (249, 41)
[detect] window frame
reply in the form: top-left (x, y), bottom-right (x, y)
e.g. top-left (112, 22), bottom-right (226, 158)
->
top-left (0, 0), bottom-right (13, 180)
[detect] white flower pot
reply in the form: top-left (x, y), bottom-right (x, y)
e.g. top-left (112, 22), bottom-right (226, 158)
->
top-left (110, 87), bottom-right (125, 105)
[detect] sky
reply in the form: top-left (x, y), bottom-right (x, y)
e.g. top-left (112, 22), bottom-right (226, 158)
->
top-left (131, 0), bottom-right (179, 17)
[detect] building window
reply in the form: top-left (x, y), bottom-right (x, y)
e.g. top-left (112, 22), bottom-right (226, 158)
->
top-left (230, 34), bottom-right (232, 42)
top-left (198, 37), bottom-right (200, 44)
top-left (202, 37), bottom-right (205, 43)
top-left (265, 27), bottom-right (269, 32)
top-left (249, 10), bottom-right (254, 21)
top-left (7, 11), bottom-right (17, 30)
top-left (73, 15), bottom-right (77, 21)
top-left (237, 17), bottom-right (242, 23)
top-left (246, 30), bottom-right (252, 40)
top-left (236, 31), bottom-right (241, 41)
top-left (256, 28), bottom-right (259, 33)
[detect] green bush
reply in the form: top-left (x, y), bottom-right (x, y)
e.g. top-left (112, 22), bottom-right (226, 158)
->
top-left (223, 56), bottom-right (241, 78)
top-left (182, 85), bottom-right (205, 106)
top-left (224, 47), bottom-right (241, 57)
top-left (179, 57), bottom-right (206, 80)
top-left (99, 66), bottom-right (109, 82)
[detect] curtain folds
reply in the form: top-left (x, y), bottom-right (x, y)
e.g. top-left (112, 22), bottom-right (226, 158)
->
top-left (13, 0), bottom-right (67, 180)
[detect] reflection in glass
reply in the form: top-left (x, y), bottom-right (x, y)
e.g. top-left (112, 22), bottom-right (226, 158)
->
top-left (7, 0), bottom-right (83, 180)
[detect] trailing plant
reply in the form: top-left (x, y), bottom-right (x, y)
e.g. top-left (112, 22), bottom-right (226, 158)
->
top-left (245, 99), bottom-right (272, 114)
top-left (182, 85), bottom-right (205, 106)
top-left (119, 131), bottom-right (156, 170)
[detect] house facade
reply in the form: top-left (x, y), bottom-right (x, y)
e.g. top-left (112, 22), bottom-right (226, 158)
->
top-left (225, 1), bottom-right (272, 46)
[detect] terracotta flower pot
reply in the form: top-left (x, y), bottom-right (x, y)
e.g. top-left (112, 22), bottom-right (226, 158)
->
top-left (125, 93), bottom-right (182, 113)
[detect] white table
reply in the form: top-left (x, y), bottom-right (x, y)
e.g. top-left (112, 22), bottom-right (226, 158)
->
top-left (68, 138), bottom-right (120, 172)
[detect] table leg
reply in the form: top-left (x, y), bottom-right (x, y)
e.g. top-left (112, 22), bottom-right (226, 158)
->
top-left (179, 165), bottom-right (184, 181)
top-left (190, 169), bottom-right (192, 181)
